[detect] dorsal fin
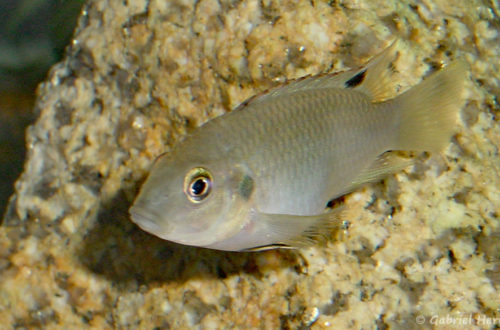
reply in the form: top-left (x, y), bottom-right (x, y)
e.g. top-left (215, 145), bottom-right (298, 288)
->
top-left (349, 40), bottom-right (399, 101)
top-left (235, 40), bottom-right (399, 111)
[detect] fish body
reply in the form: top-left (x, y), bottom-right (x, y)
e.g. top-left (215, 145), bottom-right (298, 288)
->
top-left (130, 42), bottom-right (466, 251)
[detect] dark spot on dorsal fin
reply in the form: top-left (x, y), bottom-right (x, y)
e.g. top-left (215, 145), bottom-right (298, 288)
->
top-left (345, 69), bottom-right (366, 88)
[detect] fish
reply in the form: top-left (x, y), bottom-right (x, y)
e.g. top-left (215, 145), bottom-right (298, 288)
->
top-left (129, 41), bottom-right (467, 251)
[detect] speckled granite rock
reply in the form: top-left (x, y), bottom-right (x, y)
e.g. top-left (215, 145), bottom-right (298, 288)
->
top-left (1, 0), bottom-right (499, 328)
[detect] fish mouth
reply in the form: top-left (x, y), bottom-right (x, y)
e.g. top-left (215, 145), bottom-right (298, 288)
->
top-left (129, 205), bottom-right (168, 236)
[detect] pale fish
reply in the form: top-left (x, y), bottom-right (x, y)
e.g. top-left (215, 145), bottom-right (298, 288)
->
top-left (129, 42), bottom-right (466, 251)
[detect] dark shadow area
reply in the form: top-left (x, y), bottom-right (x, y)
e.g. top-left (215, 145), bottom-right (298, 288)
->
top-left (0, 91), bottom-right (33, 216)
top-left (77, 189), bottom-right (307, 288)
top-left (0, 0), bottom-right (85, 218)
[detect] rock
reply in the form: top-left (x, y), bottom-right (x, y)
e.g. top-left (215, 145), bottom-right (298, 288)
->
top-left (1, 0), bottom-right (499, 328)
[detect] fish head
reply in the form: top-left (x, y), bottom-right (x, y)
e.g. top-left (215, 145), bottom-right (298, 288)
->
top-left (129, 144), bottom-right (252, 248)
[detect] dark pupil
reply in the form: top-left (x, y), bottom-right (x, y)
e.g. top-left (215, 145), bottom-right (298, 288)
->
top-left (191, 178), bottom-right (206, 195)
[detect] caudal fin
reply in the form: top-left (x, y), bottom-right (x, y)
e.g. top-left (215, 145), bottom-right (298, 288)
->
top-left (391, 60), bottom-right (467, 152)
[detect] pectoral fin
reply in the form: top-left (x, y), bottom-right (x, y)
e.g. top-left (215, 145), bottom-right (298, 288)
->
top-left (243, 206), bottom-right (345, 251)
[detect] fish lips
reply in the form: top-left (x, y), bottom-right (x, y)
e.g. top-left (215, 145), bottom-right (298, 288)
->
top-left (129, 205), bottom-right (171, 237)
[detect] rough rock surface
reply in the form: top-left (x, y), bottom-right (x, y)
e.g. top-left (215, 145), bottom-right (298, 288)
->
top-left (1, 0), bottom-right (499, 328)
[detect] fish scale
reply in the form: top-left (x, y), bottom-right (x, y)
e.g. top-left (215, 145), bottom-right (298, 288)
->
top-left (218, 90), bottom-right (386, 215)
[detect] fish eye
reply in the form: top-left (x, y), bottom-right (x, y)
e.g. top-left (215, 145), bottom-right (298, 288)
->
top-left (184, 167), bottom-right (213, 203)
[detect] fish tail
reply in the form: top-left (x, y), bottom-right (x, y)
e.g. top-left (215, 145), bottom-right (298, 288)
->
top-left (389, 60), bottom-right (467, 152)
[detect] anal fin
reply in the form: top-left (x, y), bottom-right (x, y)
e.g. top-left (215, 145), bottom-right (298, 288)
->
top-left (348, 151), bottom-right (413, 192)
